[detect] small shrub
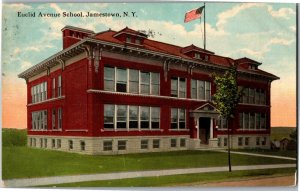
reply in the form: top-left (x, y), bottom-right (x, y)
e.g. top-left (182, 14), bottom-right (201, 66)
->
top-left (2, 128), bottom-right (27, 146)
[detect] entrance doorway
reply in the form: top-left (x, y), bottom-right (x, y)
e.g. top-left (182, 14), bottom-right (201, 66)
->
top-left (199, 117), bottom-right (210, 144)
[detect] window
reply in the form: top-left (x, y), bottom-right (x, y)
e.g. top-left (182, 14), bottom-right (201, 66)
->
top-left (260, 90), bottom-right (266, 105)
top-left (171, 77), bottom-right (178, 97)
top-left (191, 80), bottom-right (211, 100)
top-left (117, 105), bottom-right (127, 129)
top-left (180, 139), bottom-right (186, 147)
top-left (195, 53), bottom-right (201, 59)
top-left (40, 138), bottom-right (43, 148)
top-left (118, 140), bottom-right (126, 150)
top-left (205, 81), bottom-right (211, 101)
top-left (31, 110), bottom-right (47, 130)
top-left (245, 137), bottom-right (250, 146)
top-left (52, 109), bottom-right (56, 129)
top-left (171, 77), bottom-right (186, 98)
top-left (80, 141), bottom-right (85, 151)
top-left (179, 109), bottom-right (186, 129)
top-left (256, 137), bottom-right (260, 146)
top-left (52, 139), bottom-right (55, 148)
top-left (170, 139), bottom-right (177, 147)
top-left (239, 112), bottom-right (267, 130)
top-left (52, 78), bottom-right (56, 98)
top-left (261, 114), bottom-right (266, 129)
top-left (224, 137), bottom-right (228, 146)
top-left (191, 79), bottom-right (197, 99)
top-left (249, 88), bottom-right (255, 104)
top-left (58, 108), bottom-right (62, 129)
top-left (69, 140), bottom-right (73, 150)
top-left (31, 82), bottom-right (47, 103)
top-left (198, 80), bottom-right (205, 100)
top-left (140, 106), bottom-right (150, 129)
top-left (153, 139), bottom-right (160, 149)
top-left (217, 118), bottom-right (227, 129)
top-left (126, 36), bottom-right (131, 43)
top-left (151, 73), bottom-right (160, 95)
top-left (58, 75), bottom-right (62, 96)
top-left (104, 104), bottom-right (114, 129)
top-left (255, 89), bottom-right (260, 104)
top-left (116, 68), bottom-right (127, 92)
top-left (136, 38), bottom-right (141, 45)
top-left (151, 107), bottom-right (160, 129)
top-left (262, 137), bottom-right (267, 145)
top-left (171, 108), bottom-right (186, 129)
top-left (141, 140), bottom-right (148, 149)
top-left (129, 106), bottom-right (138, 129)
top-left (242, 88), bottom-right (249, 103)
top-left (33, 138), bottom-right (36, 147)
top-left (140, 72), bottom-right (150, 94)
top-left (179, 78), bottom-right (186, 98)
top-left (44, 138), bottom-right (47, 148)
top-left (238, 137), bottom-right (243, 146)
top-left (104, 67), bottom-right (115, 91)
top-left (57, 139), bottom-right (61, 148)
top-left (218, 138), bottom-right (221, 147)
top-left (103, 141), bottom-right (113, 151)
top-left (129, 69), bottom-right (139, 93)
top-left (250, 113), bottom-right (255, 129)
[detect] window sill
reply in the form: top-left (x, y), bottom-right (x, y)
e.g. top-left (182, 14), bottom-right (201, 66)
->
top-left (236, 129), bottom-right (267, 131)
top-left (28, 96), bottom-right (65, 106)
top-left (65, 129), bottom-right (88, 132)
top-left (169, 129), bottom-right (189, 131)
top-left (102, 129), bottom-right (163, 132)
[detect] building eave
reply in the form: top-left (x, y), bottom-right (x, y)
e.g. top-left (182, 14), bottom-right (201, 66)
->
top-left (18, 39), bottom-right (87, 79)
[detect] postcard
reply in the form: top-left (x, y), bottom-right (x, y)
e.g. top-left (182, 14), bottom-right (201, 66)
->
top-left (1, 2), bottom-right (297, 188)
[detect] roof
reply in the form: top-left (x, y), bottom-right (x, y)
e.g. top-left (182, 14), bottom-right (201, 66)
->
top-left (113, 26), bottom-right (148, 38)
top-left (236, 57), bottom-right (262, 66)
top-left (61, 25), bottom-right (95, 34)
top-left (18, 26), bottom-right (280, 81)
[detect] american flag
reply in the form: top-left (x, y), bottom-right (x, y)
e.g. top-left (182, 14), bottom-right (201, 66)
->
top-left (184, 6), bottom-right (205, 23)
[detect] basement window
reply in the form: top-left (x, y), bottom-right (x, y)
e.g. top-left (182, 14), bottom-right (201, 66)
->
top-left (103, 141), bottom-right (113, 151)
top-left (118, 140), bottom-right (126, 150)
top-left (80, 141), bottom-right (86, 151)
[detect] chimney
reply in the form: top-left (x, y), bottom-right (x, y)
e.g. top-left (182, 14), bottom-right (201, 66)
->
top-left (61, 26), bottom-right (95, 49)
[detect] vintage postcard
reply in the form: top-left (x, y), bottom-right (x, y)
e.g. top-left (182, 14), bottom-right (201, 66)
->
top-left (1, 1), bottom-right (297, 189)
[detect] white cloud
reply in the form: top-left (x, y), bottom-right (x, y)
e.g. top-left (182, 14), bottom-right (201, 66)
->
top-left (3, 3), bottom-right (31, 10)
top-left (290, 25), bottom-right (296, 32)
top-left (267, 6), bottom-right (295, 19)
top-left (21, 61), bottom-right (32, 69)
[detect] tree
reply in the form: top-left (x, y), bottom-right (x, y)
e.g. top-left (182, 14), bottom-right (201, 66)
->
top-left (289, 130), bottom-right (297, 142)
top-left (212, 65), bottom-right (243, 172)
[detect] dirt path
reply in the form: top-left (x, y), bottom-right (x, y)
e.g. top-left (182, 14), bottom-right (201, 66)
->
top-left (187, 175), bottom-right (296, 187)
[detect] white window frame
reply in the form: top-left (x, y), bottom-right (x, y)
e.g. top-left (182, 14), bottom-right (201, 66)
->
top-left (170, 108), bottom-right (186, 130)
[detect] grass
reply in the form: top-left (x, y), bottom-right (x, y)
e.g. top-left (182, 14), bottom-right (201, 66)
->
top-left (232, 148), bottom-right (297, 158)
top-left (2, 128), bottom-right (27, 146)
top-left (2, 146), bottom-right (296, 180)
top-left (271, 127), bottom-right (296, 141)
top-left (42, 168), bottom-right (296, 187)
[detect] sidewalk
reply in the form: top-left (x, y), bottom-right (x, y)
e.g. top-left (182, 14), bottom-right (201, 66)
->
top-left (215, 150), bottom-right (297, 161)
top-left (3, 164), bottom-right (296, 187)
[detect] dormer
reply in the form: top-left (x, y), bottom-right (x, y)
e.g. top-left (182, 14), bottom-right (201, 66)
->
top-left (236, 57), bottom-right (261, 70)
top-left (61, 26), bottom-right (95, 49)
top-left (181, 44), bottom-right (214, 61)
top-left (113, 27), bottom-right (147, 46)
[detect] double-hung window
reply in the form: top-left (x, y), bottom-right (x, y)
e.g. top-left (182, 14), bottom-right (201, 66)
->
top-left (151, 107), bottom-right (160, 129)
top-left (104, 67), bottom-right (115, 91)
top-left (191, 79), bottom-right (197, 99)
top-left (58, 108), bottom-right (62, 129)
top-left (129, 69), bottom-right (139, 93)
top-left (58, 75), bottom-right (62, 96)
top-left (117, 105), bottom-right (127, 129)
top-left (52, 109), bottom-right (56, 129)
top-left (116, 68), bottom-right (127, 92)
top-left (171, 77), bottom-right (186, 98)
top-left (104, 104), bottom-right (114, 129)
top-left (151, 73), bottom-right (160, 95)
top-left (140, 72), bottom-right (150, 94)
top-left (129, 106), bottom-right (138, 129)
top-left (140, 106), bottom-right (150, 129)
top-left (52, 78), bottom-right (56, 98)
top-left (171, 108), bottom-right (186, 129)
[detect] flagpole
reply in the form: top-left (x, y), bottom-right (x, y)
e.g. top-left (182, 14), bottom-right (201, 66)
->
top-left (204, 2), bottom-right (206, 50)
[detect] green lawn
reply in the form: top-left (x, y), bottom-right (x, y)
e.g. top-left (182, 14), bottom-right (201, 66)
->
top-left (43, 168), bottom-right (296, 187)
top-left (271, 127), bottom-right (296, 141)
top-left (2, 146), bottom-right (296, 180)
top-left (232, 149), bottom-right (297, 158)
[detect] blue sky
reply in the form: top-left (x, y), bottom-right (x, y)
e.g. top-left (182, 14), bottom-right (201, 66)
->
top-left (2, 2), bottom-right (297, 127)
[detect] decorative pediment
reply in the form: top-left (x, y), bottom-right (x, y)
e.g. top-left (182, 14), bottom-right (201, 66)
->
top-left (195, 103), bottom-right (217, 111)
